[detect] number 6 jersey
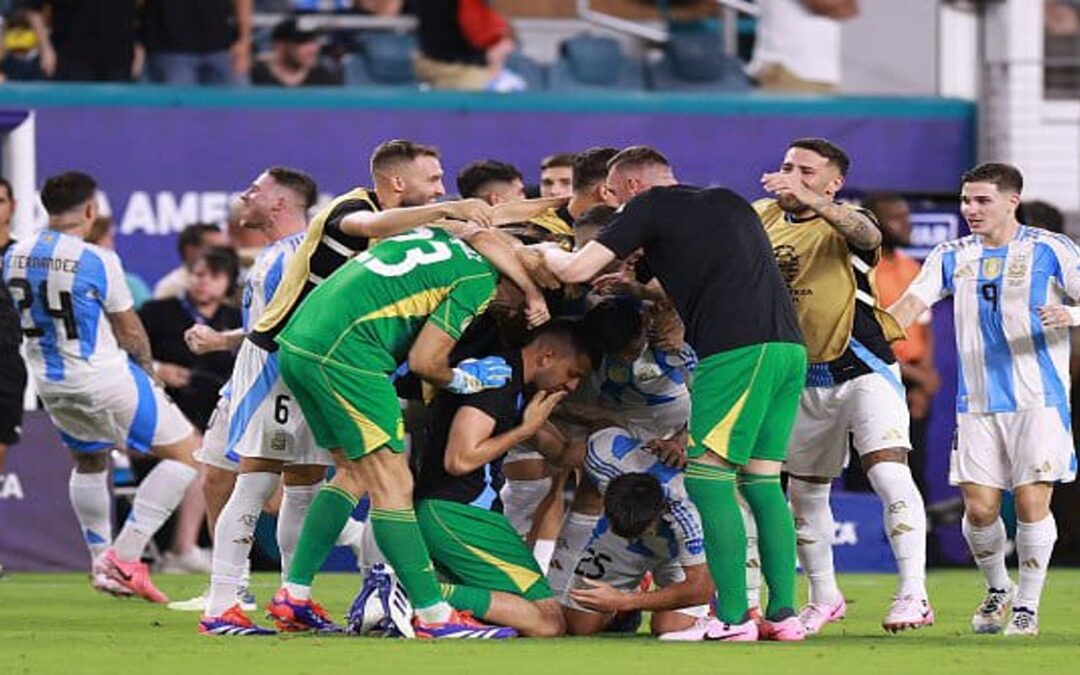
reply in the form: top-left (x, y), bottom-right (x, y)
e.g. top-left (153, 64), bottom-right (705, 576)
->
top-left (3, 229), bottom-right (133, 388)
top-left (906, 226), bottom-right (1080, 419)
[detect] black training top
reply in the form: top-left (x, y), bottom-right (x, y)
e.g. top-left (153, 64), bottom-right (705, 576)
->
top-left (414, 350), bottom-right (526, 511)
top-left (597, 185), bottom-right (803, 359)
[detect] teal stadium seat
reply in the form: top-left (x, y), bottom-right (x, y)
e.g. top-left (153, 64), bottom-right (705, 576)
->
top-left (549, 34), bottom-right (645, 91)
top-left (647, 32), bottom-right (751, 92)
top-left (346, 32), bottom-right (417, 87)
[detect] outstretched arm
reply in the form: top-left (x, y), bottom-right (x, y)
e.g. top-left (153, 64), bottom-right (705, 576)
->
top-left (339, 198), bottom-right (494, 239)
top-left (461, 228), bottom-right (551, 328)
top-left (542, 241), bottom-right (618, 284)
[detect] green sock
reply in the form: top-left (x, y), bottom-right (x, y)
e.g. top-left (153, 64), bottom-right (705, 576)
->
top-left (286, 485), bottom-right (357, 587)
top-left (740, 473), bottom-right (797, 620)
top-left (685, 461), bottom-right (747, 624)
top-left (441, 583), bottom-right (492, 618)
top-left (370, 507), bottom-right (444, 610)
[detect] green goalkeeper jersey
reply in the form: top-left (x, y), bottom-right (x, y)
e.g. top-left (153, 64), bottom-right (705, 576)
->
top-left (276, 226), bottom-right (499, 374)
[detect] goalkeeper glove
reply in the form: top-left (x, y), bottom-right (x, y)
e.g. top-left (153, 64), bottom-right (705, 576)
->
top-left (445, 356), bottom-right (513, 394)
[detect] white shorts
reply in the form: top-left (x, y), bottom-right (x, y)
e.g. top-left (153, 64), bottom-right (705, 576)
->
top-left (225, 343), bottom-right (332, 466)
top-left (559, 526), bottom-right (708, 618)
top-left (38, 361), bottom-right (192, 454)
top-left (951, 408), bottom-right (1077, 489)
top-left (500, 476), bottom-right (553, 537)
top-left (194, 394), bottom-right (236, 472)
top-left (786, 365), bottom-right (911, 478)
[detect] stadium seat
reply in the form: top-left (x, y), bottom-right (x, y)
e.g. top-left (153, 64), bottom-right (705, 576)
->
top-left (549, 34), bottom-right (645, 91)
top-left (646, 32), bottom-right (752, 92)
top-left (505, 51), bottom-right (548, 91)
top-left (346, 31), bottom-right (417, 87)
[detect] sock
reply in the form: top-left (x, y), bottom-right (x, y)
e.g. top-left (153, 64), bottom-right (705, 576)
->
top-left (867, 462), bottom-right (928, 598)
top-left (788, 478), bottom-right (841, 606)
top-left (112, 460), bottom-right (198, 561)
top-left (207, 472), bottom-right (279, 617)
top-left (739, 497), bottom-right (762, 610)
top-left (335, 516), bottom-right (366, 556)
top-left (962, 516), bottom-right (1012, 591)
top-left (1014, 514), bottom-right (1057, 612)
top-left (685, 461), bottom-right (747, 624)
top-left (740, 473), bottom-right (798, 620)
top-left (284, 485), bottom-right (357, 598)
top-left (358, 517), bottom-right (389, 574)
top-left (441, 583), bottom-right (492, 618)
top-left (533, 539), bottom-right (555, 574)
top-left (278, 482), bottom-right (319, 579)
top-left (370, 507), bottom-right (451, 623)
top-left (68, 469), bottom-right (112, 561)
top-left (547, 511), bottom-right (599, 596)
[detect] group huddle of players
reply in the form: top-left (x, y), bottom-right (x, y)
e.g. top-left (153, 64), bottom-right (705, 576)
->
top-left (6, 135), bottom-right (1077, 641)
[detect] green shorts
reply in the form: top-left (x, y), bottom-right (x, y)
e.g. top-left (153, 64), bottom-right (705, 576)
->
top-left (417, 499), bottom-right (553, 602)
top-left (688, 341), bottom-right (806, 465)
top-left (278, 347), bottom-right (404, 460)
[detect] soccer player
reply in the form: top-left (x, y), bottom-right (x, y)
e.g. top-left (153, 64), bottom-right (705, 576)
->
top-left (410, 319), bottom-right (595, 637)
top-left (758, 138), bottom-right (931, 633)
top-left (0, 177), bottom-right (27, 491)
top-left (3, 172), bottom-right (200, 602)
top-left (164, 167), bottom-right (314, 613)
top-left (560, 430), bottom-right (712, 638)
top-left (457, 159), bottom-right (527, 205)
top-left (197, 141), bottom-right (505, 636)
top-left (542, 146), bottom-right (807, 642)
top-left (889, 163), bottom-right (1078, 637)
top-left (539, 153), bottom-right (575, 199)
top-left (266, 223), bottom-right (548, 639)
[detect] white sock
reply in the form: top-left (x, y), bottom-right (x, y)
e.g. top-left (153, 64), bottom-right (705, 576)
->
top-left (788, 478), bottom-right (842, 605)
top-left (69, 469), bottom-right (112, 562)
top-left (533, 539), bottom-right (555, 573)
top-left (961, 516), bottom-right (1012, 590)
top-left (741, 498), bottom-right (762, 609)
top-left (1014, 514), bottom-right (1057, 612)
top-left (415, 601), bottom-right (453, 623)
top-left (546, 511), bottom-right (600, 596)
top-left (207, 472), bottom-right (278, 617)
top-left (866, 462), bottom-right (928, 598)
top-left (278, 482), bottom-right (318, 580)
top-left (112, 460), bottom-right (198, 561)
top-left (336, 516), bottom-right (366, 554)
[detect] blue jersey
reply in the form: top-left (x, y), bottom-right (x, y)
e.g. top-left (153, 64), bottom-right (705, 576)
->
top-left (595, 343), bottom-right (695, 441)
top-left (4, 230), bottom-right (132, 388)
top-left (908, 226), bottom-right (1080, 423)
top-left (242, 231), bottom-right (305, 332)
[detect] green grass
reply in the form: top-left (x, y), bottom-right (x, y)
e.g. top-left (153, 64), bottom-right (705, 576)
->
top-left (2, 571), bottom-right (1080, 675)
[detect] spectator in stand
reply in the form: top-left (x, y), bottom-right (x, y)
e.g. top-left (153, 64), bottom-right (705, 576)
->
top-left (154, 223), bottom-right (228, 300)
top-left (866, 193), bottom-right (939, 492)
top-left (1019, 199), bottom-right (1067, 234)
top-left (413, 0), bottom-right (523, 91)
top-left (1, 9), bottom-right (46, 81)
top-left (251, 18), bottom-right (342, 87)
top-left (24, 1), bottom-right (139, 81)
top-left (138, 246), bottom-right (242, 574)
top-left (85, 216), bottom-right (153, 310)
top-left (141, 0), bottom-right (253, 85)
top-left (748, 0), bottom-right (858, 93)
top-left (539, 153), bottom-right (575, 199)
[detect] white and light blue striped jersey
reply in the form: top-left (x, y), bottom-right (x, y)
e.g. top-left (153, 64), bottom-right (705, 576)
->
top-left (3, 229), bottom-right (133, 388)
top-left (586, 427), bottom-right (705, 564)
top-left (241, 231), bottom-right (305, 332)
top-left (907, 226), bottom-right (1080, 422)
top-left (595, 343), bottom-right (696, 441)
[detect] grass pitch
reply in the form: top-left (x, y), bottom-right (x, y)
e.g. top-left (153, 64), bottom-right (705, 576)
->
top-left (3, 570), bottom-right (1080, 675)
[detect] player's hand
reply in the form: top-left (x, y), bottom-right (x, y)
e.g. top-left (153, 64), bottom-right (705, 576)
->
top-left (518, 247), bottom-right (562, 290)
top-left (442, 199), bottom-right (495, 227)
top-left (569, 578), bottom-right (633, 613)
top-left (524, 292), bottom-right (550, 328)
top-left (522, 389), bottom-right (570, 435)
top-left (491, 196), bottom-right (571, 227)
top-left (645, 435), bottom-right (688, 469)
top-left (1038, 305), bottom-right (1075, 329)
top-left (184, 324), bottom-right (224, 354)
top-left (156, 363), bottom-right (192, 389)
top-left (761, 171), bottom-right (816, 206)
top-left (446, 356), bottom-right (513, 394)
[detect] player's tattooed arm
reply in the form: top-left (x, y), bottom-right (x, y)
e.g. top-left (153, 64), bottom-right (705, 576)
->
top-left (108, 309), bottom-right (157, 377)
top-left (810, 198), bottom-right (882, 250)
top-left (887, 293), bottom-right (929, 330)
top-left (460, 228), bottom-right (551, 327)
